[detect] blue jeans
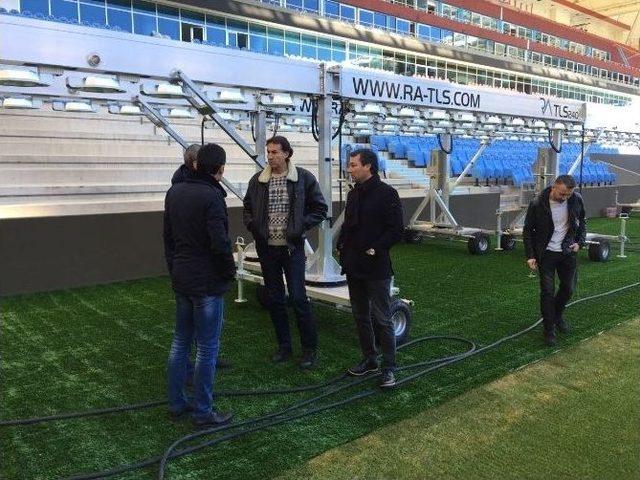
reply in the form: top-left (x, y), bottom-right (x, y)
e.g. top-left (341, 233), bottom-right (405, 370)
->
top-left (256, 243), bottom-right (317, 353)
top-left (167, 292), bottom-right (224, 419)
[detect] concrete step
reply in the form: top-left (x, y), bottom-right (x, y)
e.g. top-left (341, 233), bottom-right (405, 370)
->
top-left (0, 165), bottom-right (259, 184)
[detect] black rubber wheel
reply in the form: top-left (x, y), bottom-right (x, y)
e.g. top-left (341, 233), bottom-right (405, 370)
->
top-left (403, 228), bottom-right (422, 244)
top-left (467, 233), bottom-right (490, 255)
top-left (256, 284), bottom-right (270, 308)
top-left (389, 299), bottom-right (411, 345)
top-left (588, 239), bottom-right (610, 262)
top-left (500, 234), bottom-right (517, 251)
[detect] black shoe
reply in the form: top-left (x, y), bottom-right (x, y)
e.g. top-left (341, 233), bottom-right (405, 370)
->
top-left (272, 348), bottom-right (292, 363)
top-left (193, 409), bottom-right (234, 428)
top-left (555, 318), bottom-right (571, 334)
top-left (379, 370), bottom-right (396, 389)
top-left (544, 330), bottom-right (557, 346)
top-left (216, 357), bottom-right (232, 369)
top-left (347, 359), bottom-right (379, 376)
top-left (300, 350), bottom-right (317, 370)
top-left (168, 403), bottom-right (193, 421)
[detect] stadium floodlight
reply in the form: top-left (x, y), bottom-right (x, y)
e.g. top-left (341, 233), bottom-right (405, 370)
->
top-left (107, 104), bottom-right (142, 115)
top-left (523, 136), bottom-right (533, 142)
top-left (64, 101), bottom-right (95, 113)
top-left (213, 88), bottom-right (247, 104)
top-left (407, 125), bottom-right (424, 134)
top-left (433, 120), bottom-right (452, 129)
top-left (379, 117), bottom-right (400, 125)
top-left (532, 119), bottom-right (547, 129)
top-left (290, 117), bottom-right (311, 127)
top-left (502, 126), bottom-right (515, 133)
top-left (0, 68), bottom-right (49, 86)
top-left (535, 136), bottom-right (546, 143)
top-left (483, 124), bottom-right (496, 131)
top-left (349, 114), bottom-right (369, 123)
top-left (485, 115), bottom-right (501, 125)
top-left (451, 128), bottom-right (466, 135)
top-left (262, 92), bottom-right (294, 108)
top-left (119, 105), bottom-right (143, 115)
top-left (356, 103), bottom-right (385, 115)
top-left (430, 127), bottom-right (446, 134)
top-left (67, 76), bottom-right (126, 93)
top-left (141, 83), bottom-right (185, 98)
top-left (1, 97), bottom-right (38, 109)
top-left (397, 107), bottom-right (417, 118)
top-left (168, 108), bottom-right (194, 118)
top-left (551, 122), bottom-right (566, 131)
top-left (425, 109), bottom-right (449, 120)
top-left (508, 135), bottom-right (519, 141)
top-left (381, 124), bottom-right (398, 132)
top-left (218, 111), bottom-right (240, 122)
top-left (510, 117), bottom-right (525, 127)
top-left (460, 122), bottom-right (475, 131)
top-left (452, 112), bottom-right (476, 123)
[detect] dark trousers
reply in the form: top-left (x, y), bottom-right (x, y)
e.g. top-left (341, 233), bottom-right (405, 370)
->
top-left (257, 243), bottom-right (317, 352)
top-left (538, 250), bottom-right (577, 333)
top-left (346, 275), bottom-right (396, 371)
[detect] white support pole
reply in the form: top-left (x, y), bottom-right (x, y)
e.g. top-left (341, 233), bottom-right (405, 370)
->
top-left (253, 106), bottom-right (267, 173)
top-left (452, 140), bottom-right (488, 190)
top-left (546, 129), bottom-right (563, 188)
top-left (305, 67), bottom-right (344, 285)
top-left (568, 141), bottom-right (591, 176)
top-left (495, 208), bottom-right (503, 250)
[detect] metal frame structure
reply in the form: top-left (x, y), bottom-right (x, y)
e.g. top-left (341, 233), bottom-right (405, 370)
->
top-left (3, 14), bottom-right (625, 336)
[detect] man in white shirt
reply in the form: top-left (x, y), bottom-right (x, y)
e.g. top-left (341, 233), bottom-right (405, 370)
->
top-left (523, 175), bottom-right (586, 346)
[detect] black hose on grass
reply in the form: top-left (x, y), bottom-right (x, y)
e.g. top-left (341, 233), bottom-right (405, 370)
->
top-left (49, 282), bottom-right (640, 480)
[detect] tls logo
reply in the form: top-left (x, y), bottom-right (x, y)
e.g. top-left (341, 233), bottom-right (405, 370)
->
top-left (539, 97), bottom-right (581, 120)
top-left (540, 97), bottom-right (552, 116)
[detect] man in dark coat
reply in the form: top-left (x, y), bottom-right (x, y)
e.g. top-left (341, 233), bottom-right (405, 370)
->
top-left (171, 144), bottom-right (200, 185)
top-left (163, 143), bottom-right (236, 427)
top-left (171, 143), bottom-right (230, 376)
top-left (337, 148), bottom-right (404, 388)
top-left (523, 174), bottom-right (586, 346)
top-left (243, 136), bottom-right (327, 369)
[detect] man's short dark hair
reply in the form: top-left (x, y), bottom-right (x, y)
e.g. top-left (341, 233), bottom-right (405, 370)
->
top-left (196, 143), bottom-right (226, 176)
top-left (555, 174), bottom-right (576, 189)
top-left (183, 144), bottom-right (200, 170)
top-left (266, 135), bottom-right (294, 160)
top-left (349, 148), bottom-right (379, 175)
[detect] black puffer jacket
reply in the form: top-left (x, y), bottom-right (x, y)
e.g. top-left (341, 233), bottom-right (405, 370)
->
top-left (163, 173), bottom-right (236, 296)
top-left (171, 164), bottom-right (191, 185)
top-left (523, 186), bottom-right (586, 260)
top-left (337, 174), bottom-right (404, 280)
top-left (242, 162), bottom-right (327, 249)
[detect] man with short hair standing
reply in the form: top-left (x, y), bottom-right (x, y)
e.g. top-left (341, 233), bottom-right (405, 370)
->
top-left (243, 136), bottom-right (327, 369)
top-left (164, 143), bottom-right (235, 427)
top-left (523, 174), bottom-right (586, 346)
top-left (338, 148), bottom-right (404, 388)
top-left (171, 143), bottom-right (200, 185)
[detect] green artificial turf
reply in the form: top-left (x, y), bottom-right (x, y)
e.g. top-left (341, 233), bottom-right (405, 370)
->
top-left (0, 215), bottom-right (638, 480)
top-left (278, 318), bottom-right (640, 480)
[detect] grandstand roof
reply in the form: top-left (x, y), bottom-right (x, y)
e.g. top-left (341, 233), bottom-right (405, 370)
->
top-left (494, 0), bottom-right (640, 51)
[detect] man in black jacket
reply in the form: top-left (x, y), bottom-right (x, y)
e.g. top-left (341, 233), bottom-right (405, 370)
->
top-left (523, 175), bottom-right (586, 346)
top-left (164, 143), bottom-right (236, 427)
top-left (171, 143), bottom-right (231, 378)
top-left (171, 144), bottom-right (200, 185)
top-left (338, 148), bottom-right (404, 388)
top-left (243, 136), bottom-right (327, 369)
